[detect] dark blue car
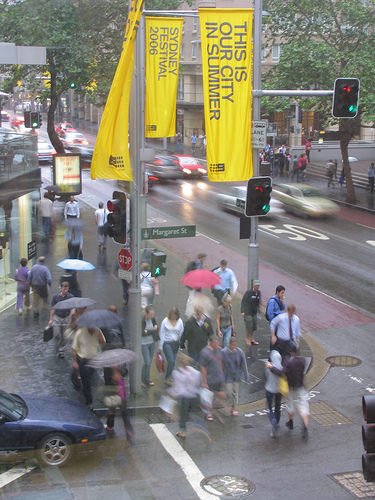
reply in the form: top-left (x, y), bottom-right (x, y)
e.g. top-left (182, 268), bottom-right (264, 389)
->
top-left (0, 389), bottom-right (106, 467)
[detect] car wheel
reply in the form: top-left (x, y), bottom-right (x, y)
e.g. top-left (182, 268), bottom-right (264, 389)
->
top-left (37, 433), bottom-right (74, 467)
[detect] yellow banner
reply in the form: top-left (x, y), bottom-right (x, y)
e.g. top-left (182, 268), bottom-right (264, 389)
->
top-left (91, 0), bottom-right (145, 181)
top-left (145, 17), bottom-right (183, 138)
top-left (199, 9), bottom-right (253, 182)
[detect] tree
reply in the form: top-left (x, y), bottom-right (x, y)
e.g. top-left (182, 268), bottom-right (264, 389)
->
top-left (262, 0), bottom-right (375, 203)
top-left (0, 0), bottom-right (182, 153)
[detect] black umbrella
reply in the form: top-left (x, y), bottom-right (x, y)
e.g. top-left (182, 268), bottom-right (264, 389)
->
top-left (87, 349), bottom-right (136, 368)
top-left (45, 184), bottom-right (62, 192)
top-left (53, 297), bottom-right (97, 310)
top-left (76, 309), bottom-right (122, 329)
top-left (62, 219), bottom-right (87, 228)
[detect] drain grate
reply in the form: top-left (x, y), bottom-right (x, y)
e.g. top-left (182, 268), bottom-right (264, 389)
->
top-left (309, 401), bottom-right (353, 427)
top-left (201, 475), bottom-right (255, 497)
top-left (326, 355), bottom-right (362, 367)
top-left (329, 471), bottom-right (375, 498)
top-left (144, 413), bottom-right (172, 424)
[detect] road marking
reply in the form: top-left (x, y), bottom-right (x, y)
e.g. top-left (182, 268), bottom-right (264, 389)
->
top-left (259, 227), bottom-right (280, 238)
top-left (0, 464), bottom-right (36, 489)
top-left (305, 285), bottom-right (354, 307)
top-left (150, 423), bottom-right (216, 500)
top-left (367, 240), bottom-right (375, 247)
top-left (196, 232), bottom-right (221, 244)
top-left (357, 223), bottom-right (375, 230)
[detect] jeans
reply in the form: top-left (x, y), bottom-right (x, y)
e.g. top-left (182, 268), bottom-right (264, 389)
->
top-left (141, 342), bottom-right (155, 385)
top-left (77, 356), bottom-right (94, 406)
top-left (98, 226), bottom-right (107, 247)
top-left (163, 341), bottom-right (179, 379)
top-left (220, 325), bottom-right (232, 349)
top-left (179, 397), bottom-right (198, 431)
top-left (266, 390), bottom-right (282, 427)
top-left (42, 216), bottom-right (51, 236)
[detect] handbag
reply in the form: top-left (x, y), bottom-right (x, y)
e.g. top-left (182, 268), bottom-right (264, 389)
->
top-left (155, 352), bottom-right (165, 373)
top-left (43, 325), bottom-right (53, 342)
top-left (104, 395), bottom-right (122, 408)
top-left (199, 387), bottom-right (214, 414)
top-left (71, 368), bottom-right (83, 392)
top-left (279, 374), bottom-right (289, 396)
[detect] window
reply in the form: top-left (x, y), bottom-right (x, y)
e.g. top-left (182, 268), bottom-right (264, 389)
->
top-left (177, 75), bottom-right (184, 100)
top-left (180, 43), bottom-right (184, 60)
top-left (193, 15), bottom-right (198, 32)
top-left (272, 44), bottom-right (280, 62)
top-left (191, 42), bottom-right (197, 60)
top-left (261, 48), bottom-right (267, 61)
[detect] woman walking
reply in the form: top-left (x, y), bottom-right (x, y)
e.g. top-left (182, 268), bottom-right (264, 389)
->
top-left (158, 307), bottom-right (184, 384)
top-left (14, 258), bottom-right (31, 315)
top-left (141, 306), bottom-right (158, 388)
top-left (216, 293), bottom-right (234, 349)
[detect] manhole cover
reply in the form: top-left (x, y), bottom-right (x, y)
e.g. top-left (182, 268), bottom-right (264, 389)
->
top-left (200, 475), bottom-right (255, 497)
top-left (325, 355), bottom-right (362, 367)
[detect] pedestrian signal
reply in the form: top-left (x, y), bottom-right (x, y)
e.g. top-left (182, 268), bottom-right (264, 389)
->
top-left (151, 250), bottom-right (167, 277)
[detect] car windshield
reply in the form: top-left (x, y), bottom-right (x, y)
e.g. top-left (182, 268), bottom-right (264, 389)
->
top-left (179, 157), bottom-right (199, 166)
top-left (300, 187), bottom-right (322, 197)
top-left (0, 391), bottom-right (27, 420)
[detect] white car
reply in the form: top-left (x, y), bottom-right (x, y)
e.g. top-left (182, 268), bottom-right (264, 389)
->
top-left (217, 185), bottom-right (285, 216)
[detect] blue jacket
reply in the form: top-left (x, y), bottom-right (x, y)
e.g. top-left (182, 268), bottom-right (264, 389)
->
top-left (222, 347), bottom-right (249, 383)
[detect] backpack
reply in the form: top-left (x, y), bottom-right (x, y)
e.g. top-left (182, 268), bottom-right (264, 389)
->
top-left (298, 159), bottom-right (303, 169)
top-left (265, 297), bottom-right (282, 322)
top-left (185, 259), bottom-right (198, 274)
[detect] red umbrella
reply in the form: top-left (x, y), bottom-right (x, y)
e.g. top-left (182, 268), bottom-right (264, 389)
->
top-left (180, 269), bottom-right (222, 289)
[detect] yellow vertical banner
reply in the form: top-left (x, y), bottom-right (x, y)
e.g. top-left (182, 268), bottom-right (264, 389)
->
top-left (91, 0), bottom-right (145, 181)
top-left (145, 17), bottom-right (183, 138)
top-left (199, 9), bottom-right (253, 182)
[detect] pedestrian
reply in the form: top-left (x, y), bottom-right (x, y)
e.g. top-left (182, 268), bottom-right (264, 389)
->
top-left (216, 293), bottom-right (235, 349)
top-left (270, 304), bottom-right (301, 361)
top-left (305, 138), bottom-right (312, 163)
top-left (49, 282), bottom-right (74, 358)
top-left (14, 258), bottom-right (31, 315)
top-left (339, 166), bottom-right (345, 186)
top-left (264, 350), bottom-right (283, 437)
top-left (368, 162), bottom-right (375, 194)
top-left (265, 285), bottom-right (286, 323)
top-left (141, 306), bottom-right (158, 388)
top-left (176, 131), bottom-right (182, 153)
top-left (40, 192), bottom-right (53, 237)
top-left (202, 135), bottom-right (206, 155)
top-left (102, 305), bottom-right (126, 385)
top-left (222, 337), bottom-right (248, 416)
top-left (199, 334), bottom-right (226, 422)
top-left (290, 155), bottom-right (299, 181)
top-left (266, 342), bottom-right (309, 440)
top-left (72, 325), bottom-right (106, 409)
top-left (298, 153), bottom-right (307, 181)
top-left (65, 226), bottom-right (83, 259)
top-left (169, 352), bottom-right (202, 440)
top-left (185, 288), bottom-right (215, 320)
top-left (105, 365), bottom-right (134, 444)
top-left (180, 305), bottom-right (213, 364)
top-left (191, 132), bottom-right (197, 154)
top-left (326, 159), bottom-right (336, 188)
top-left (60, 269), bottom-right (81, 297)
top-left (28, 256), bottom-right (52, 317)
top-left (241, 279), bottom-right (261, 346)
top-left (64, 195), bottom-right (80, 219)
top-left (159, 307), bottom-right (184, 384)
top-left (112, 261), bottom-right (130, 306)
top-left (140, 262), bottom-right (157, 309)
top-left (212, 259), bottom-right (238, 305)
top-left (185, 252), bottom-right (207, 274)
top-left (95, 202), bottom-right (108, 249)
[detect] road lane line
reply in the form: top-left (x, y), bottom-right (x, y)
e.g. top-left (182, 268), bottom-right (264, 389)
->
top-left (150, 423), bottom-right (216, 500)
top-left (0, 464), bottom-right (36, 489)
top-left (258, 228), bottom-right (280, 238)
top-left (305, 285), bottom-right (355, 308)
top-left (196, 232), bottom-right (221, 244)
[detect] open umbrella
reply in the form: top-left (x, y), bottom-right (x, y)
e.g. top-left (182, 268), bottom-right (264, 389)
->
top-left (76, 309), bottom-right (122, 329)
top-left (53, 297), bottom-right (97, 310)
top-left (44, 184), bottom-right (62, 192)
top-left (180, 269), bottom-right (222, 289)
top-left (62, 219), bottom-right (87, 228)
top-left (57, 259), bottom-right (95, 271)
top-left (87, 348), bottom-right (136, 368)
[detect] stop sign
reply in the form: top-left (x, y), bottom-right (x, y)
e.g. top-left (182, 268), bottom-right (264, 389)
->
top-left (118, 248), bottom-right (133, 271)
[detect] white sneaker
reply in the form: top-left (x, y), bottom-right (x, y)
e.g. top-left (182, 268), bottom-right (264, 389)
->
top-left (18, 309), bottom-right (22, 315)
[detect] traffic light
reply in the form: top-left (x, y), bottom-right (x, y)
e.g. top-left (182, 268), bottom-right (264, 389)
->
top-left (332, 78), bottom-right (360, 118)
top-left (39, 112), bottom-right (42, 127)
top-left (30, 111), bottom-right (40, 128)
top-left (24, 111), bottom-right (31, 128)
top-left (70, 82), bottom-right (76, 89)
top-left (298, 108), bottom-right (303, 123)
top-left (362, 395), bottom-right (375, 481)
top-left (245, 176), bottom-right (272, 217)
top-left (107, 190), bottom-right (127, 244)
top-left (151, 250), bottom-right (167, 277)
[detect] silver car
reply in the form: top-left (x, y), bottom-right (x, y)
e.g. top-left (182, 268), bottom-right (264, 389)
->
top-left (217, 185), bottom-right (285, 216)
top-left (272, 183), bottom-right (339, 217)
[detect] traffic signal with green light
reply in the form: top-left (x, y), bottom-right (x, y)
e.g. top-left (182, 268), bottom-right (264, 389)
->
top-left (245, 176), bottom-right (272, 217)
top-left (332, 78), bottom-right (360, 118)
top-left (107, 191), bottom-right (127, 244)
top-left (151, 250), bottom-right (167, 277)
top-left (30, 111), bottom-right (40, 128)
top-left (70, 82), bottom-right (76, 89)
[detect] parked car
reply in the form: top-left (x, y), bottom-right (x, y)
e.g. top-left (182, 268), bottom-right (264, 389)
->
top-left (37, 139), bottom-right (56, 164)
top-left (146, 155), bottom-right (183, 180)
top-left (173, 154), bottom-right (207, 177)
top-left (272, 183), bottom-right (339, 217)
top-left (217, 185), bottom-right (285, 216)
top-left (56, 122), bottom-right (76, 135)
top-left (62, 132), bottom-right (89, 147)
top-left (0, 389), bottom-right (106, 467)
top-left (1, 110), bottom-right (10, 123)
top-left (65, 145), bottom-right (94, 168)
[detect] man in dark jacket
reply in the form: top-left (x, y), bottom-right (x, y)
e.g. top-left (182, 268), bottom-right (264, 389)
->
top-left (180, 306), bottom-right (213, 364)
top-left (241, 279), bottom-right (261, 346)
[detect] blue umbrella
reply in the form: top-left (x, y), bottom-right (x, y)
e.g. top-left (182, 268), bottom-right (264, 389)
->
top-left (57, 259), bottom-right (95, 271)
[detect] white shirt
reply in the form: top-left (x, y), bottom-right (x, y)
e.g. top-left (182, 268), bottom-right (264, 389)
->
top-left (95, 208), bottom-right (107, 227)
top-left (270, 312), bottom-right (301, 342)
top-left (40, 197), bottom-right (53, 217)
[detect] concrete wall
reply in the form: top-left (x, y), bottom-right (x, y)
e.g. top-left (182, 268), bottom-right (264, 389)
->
top-left (291, 141), bottom-right (375, 163)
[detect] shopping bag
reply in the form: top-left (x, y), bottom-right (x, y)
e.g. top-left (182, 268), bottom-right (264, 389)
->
top-left (199, 387), bottom-right (214, 414)
top-left (155, 352), bottom-right (165, 373)
top-left (159, 395), bottom-right (177, 415)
